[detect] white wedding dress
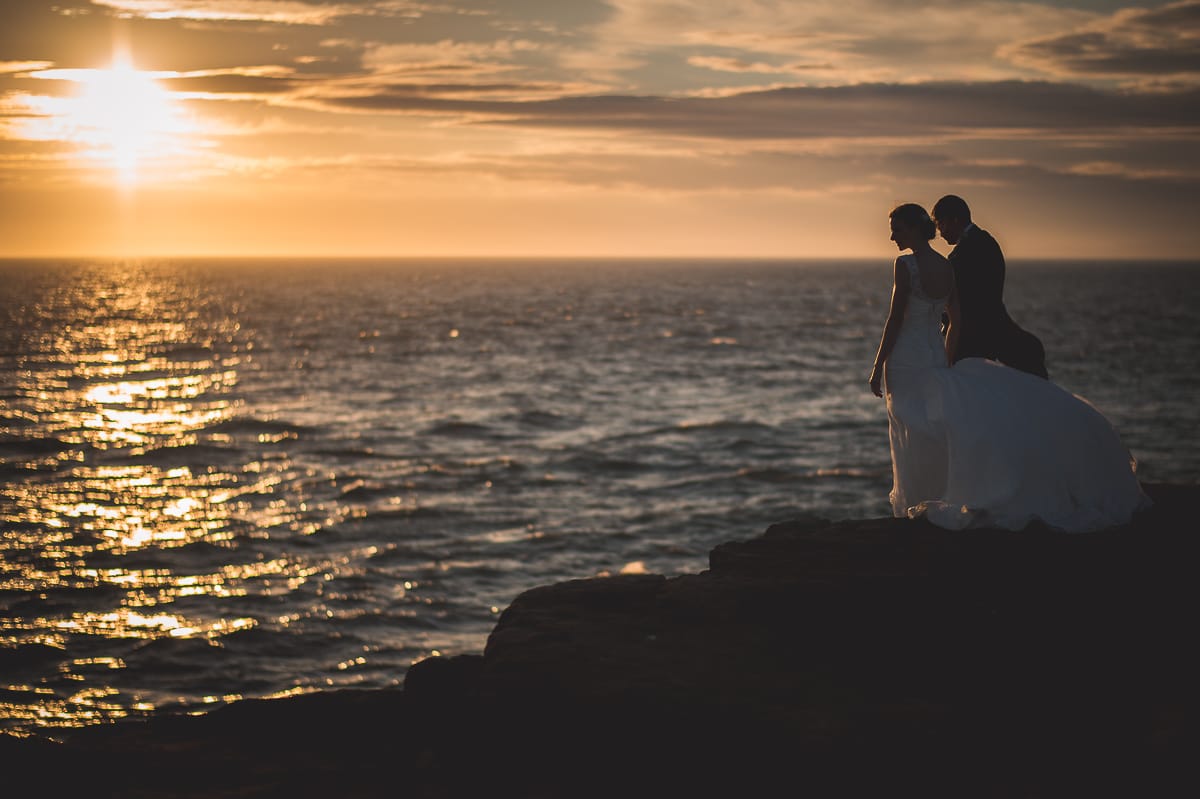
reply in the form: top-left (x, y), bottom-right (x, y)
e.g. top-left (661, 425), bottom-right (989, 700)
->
top-left (884, 254), bottom-right (1151, 532)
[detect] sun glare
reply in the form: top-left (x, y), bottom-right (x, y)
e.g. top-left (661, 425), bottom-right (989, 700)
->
top-left (29, 56), bottom-right (192, 184)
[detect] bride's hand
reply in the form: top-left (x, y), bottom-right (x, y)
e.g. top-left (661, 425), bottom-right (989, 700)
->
top-left (869, 365), bottom-right (883, 398)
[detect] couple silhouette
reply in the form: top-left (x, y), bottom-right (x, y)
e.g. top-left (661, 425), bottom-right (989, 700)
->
top-left (869, 195), bottom-right (1149, 532)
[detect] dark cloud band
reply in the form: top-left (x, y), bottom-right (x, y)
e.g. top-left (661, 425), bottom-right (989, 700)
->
top-left (321, 80), bottom-right (1200, 139)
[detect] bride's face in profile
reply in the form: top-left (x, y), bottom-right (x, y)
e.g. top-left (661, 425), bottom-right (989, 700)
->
top-left (889, 219), bottom-right (916, 252)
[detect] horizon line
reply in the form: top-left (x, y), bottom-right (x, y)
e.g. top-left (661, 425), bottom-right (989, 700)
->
top-left (3, 254), bottom-right (1198, 263)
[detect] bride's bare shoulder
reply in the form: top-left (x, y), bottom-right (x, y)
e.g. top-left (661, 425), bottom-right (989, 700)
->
top-left (913, 251), bottom-right (953, 298)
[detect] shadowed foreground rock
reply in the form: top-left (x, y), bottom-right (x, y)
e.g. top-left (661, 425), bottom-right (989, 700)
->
top-left (3, 483), bottom-right (1196, 798)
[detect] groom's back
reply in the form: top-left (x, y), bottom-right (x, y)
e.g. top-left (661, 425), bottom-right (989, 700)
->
top-left (951, 226), bottom-right (1049, 379)
top-left (951, 226), bottom-right (1010, 362)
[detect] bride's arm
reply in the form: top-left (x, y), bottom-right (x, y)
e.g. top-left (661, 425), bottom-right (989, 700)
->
top-left (869, 258), bottom-right (910, 397)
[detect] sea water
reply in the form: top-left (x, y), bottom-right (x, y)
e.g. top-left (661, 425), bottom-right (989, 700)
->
top-left (2, 257), bottom-right (1197, 736)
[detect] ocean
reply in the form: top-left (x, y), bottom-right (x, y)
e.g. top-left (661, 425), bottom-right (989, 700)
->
top-left (2, 257), bottom-right (1198, 737)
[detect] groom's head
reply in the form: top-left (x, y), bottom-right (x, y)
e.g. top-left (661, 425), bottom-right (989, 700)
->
top-left (932, 195), bottom-right (971, 245)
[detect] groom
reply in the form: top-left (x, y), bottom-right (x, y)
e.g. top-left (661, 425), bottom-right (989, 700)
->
top-left (932, 195), bottom-right (1049, 379)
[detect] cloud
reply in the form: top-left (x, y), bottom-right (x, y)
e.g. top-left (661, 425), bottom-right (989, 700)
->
top-left (362, 38), bottom-right (541, 77)
top-left (316, 80), bottom-right (1200, 141)
top-left (0, 61), bottom-right (55, 74)
top-left (1006, 0), bottom-right (1200, 80)
top-left (88, 1), bottom-right (444, 25)
top-left (1061, 160), bottom-right (1170, 179)
top-left (0, 1), bottom-right (363, 73)
top-left (92, 0), bottom-right (353, 24)
top-left (159, 72), bottom-right (300, 95)
top-left (576, 0), bottom-right (1095, 89)
top-left (687, 55), bottom-right (829, 75)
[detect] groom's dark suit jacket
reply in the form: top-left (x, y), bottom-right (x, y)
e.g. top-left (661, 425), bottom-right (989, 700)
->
top-left (948, 226), bottom-right (1049, 379)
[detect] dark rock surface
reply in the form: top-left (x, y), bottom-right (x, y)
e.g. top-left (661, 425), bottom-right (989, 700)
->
top-left (3, 483), bottom-right (1196, 798)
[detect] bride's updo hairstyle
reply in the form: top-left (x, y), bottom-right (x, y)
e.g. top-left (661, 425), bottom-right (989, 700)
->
top-left (889, 203), bottom-right (936, 241)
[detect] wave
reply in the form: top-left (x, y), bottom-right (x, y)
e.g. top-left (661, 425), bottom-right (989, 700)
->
top-left (336, 480), bottom-right (391, 501)
top-left (127, 636), bottom-right (231, 675)
top-left (592, 419), bottom-right (777, 446)
top-left (309, 446), bottom-right (392, 459)
top-left (804, 466), bottom-right (885, 479)
top-left (202, 417), bottom-right (311, 436)
top-left (735, 467), bottom-right (804, 483)
top-left (0, 414), bottom-right (36, 428)
top-left (365, 505), bottom-right (473, 523)
top-left (104, 441), bottom-right (243, 468)
top-left (421, 420), bottom-right (499, 438)
top-left (509, 409), bottom-right (580, 430)
top-left (150, 343), bottom-right (216, 361)
top-left (2, 583), bottom-right (129, 616)
top-left (551, 452), bottom-right (654, 474)
top-left (0, 434), bottom-right (74, 455)
top-left (0, 643), bottom-right (67, 673)
top-left (734, 466), bottom-right (885, 483)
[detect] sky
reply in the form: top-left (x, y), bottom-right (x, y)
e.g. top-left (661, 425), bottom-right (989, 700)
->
top-left (1, 0), bottom-right (1198, 259)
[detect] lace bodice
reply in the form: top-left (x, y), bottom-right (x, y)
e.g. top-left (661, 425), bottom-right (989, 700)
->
top-left (889, 255), bottom-right (948, 370)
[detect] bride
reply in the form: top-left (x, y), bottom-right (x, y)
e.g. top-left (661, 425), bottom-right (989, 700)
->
top-left (868, 203), bottom-right (1151, 531)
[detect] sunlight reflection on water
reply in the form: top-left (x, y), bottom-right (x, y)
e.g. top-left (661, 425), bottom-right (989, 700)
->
top-left (0, 264), bottom-right (276, 727)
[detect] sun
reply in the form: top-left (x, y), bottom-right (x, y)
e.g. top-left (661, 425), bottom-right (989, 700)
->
top-left (29, 55), bottom-right (192, 185)
top-left (75, 57), bottom-right (186, 183)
